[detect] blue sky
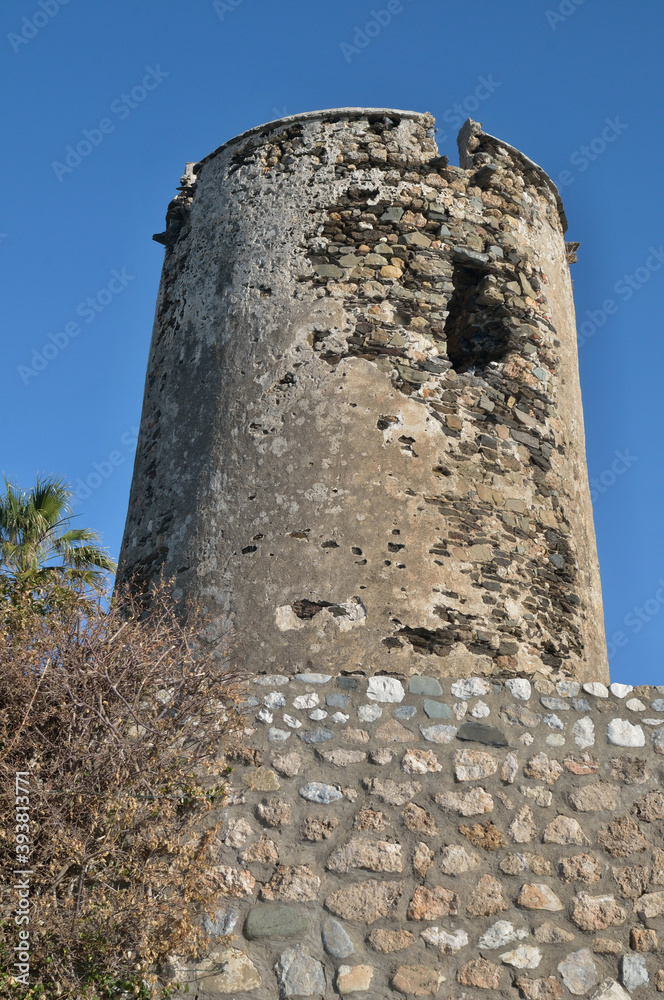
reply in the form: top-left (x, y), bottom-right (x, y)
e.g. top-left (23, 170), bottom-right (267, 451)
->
top-left (2, 0), bottom-right (663, 684)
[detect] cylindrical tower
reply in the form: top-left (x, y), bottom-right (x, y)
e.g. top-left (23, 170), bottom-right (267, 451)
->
top-left (118, 108), bottom-right (607, 684)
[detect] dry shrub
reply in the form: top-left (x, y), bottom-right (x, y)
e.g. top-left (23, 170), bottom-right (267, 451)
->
top-left (0, 583), bottom-right (243, 998)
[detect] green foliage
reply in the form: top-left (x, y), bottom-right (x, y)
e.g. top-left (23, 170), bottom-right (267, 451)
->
top-left (0, 475), bottom-right (116, 604)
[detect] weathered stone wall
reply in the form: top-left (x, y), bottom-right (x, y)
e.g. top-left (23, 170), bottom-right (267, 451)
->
top-left (170, 672), bottom-right (664, 998)
top-left (118, 108), bottom-right (607, 685)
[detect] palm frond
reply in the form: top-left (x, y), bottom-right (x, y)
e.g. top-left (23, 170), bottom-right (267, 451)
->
top-left (0, 476), bottom-right (116, 599)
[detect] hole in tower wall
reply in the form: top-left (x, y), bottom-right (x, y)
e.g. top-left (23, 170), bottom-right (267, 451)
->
top-left (444, 264), bottom-right (510, 374)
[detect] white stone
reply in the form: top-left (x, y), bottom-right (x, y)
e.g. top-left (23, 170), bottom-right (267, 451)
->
top-left (309, 709), bottom-right (327, 721)
top-left (293, 692), bottom-right (319, 710)
top-left (607, 718), bottom-right (645, 747)
top-left (573, 717), bottom-right (595, 748)
top-left (420, 926), bottom-right (468, 953)
top-left (500, 945), bottom-right (542, 969)
top-left (254, 674), bottom-right (290, 686)
top-left (620, 954), bottom-right (648, 993)
top-left (451, 677), bottom-right (490, 700)
top-left (610, 683), bottom-right (633, 698)
top-left (471, 700), bottom-right (490, 719)
top-left (520, 785), bottom-right (552, 807)
top-left (583, 682), bottom-right (609, 698)
top-left (268, 727), bottom-right (291, 742)
top-left (283, 714), bottom-right (302, 729)
top-left (590, 980), bottom-right (631, 1000)
top-left (366, 677), bottom-right (405, 703)
top-left (453, 702), bottom-right (468, 720)
top-left (546, 734), bottom-right (565, 747)
top-left (358, 704), bottom-right (382, 722)
top-left (506, 678), bottom-right (532, 701)
top-left (654, 727), bottom-right (664, 752)
top-left (502, 753), bottom-right (519, 784)
top-left (264, 691), bottom-right (287, 708)
top-left (256, 708), bottom-right (273, 724)
top-left (642, 718), bottom-right (662, 726)
top-left (439, 844), bottom-right (481, 875)
top-left (478, 920), bottom-right (528, 950)
top-left (557, 680), bottom-right (580, 697)
top-left (420, 724), bottom-right (458, 744)
top-left (520, 732), bottom-right (535, 745)
top-left (544, 713), bottom-right (564, 730)
top-left (295, 672), bottom-right (332, 684)
top-left (299, 782), bottom-right (343, 803)
top-left (651, 699), bottom-right (664, 712)
top-left (331, 712), bottom-right (349, 724)
top-left (625, 698), bottom-right (646, 712)
top-left (402, 750), bottom-right (442, 774)
top-left (223, 818), bottom-right (253, 848)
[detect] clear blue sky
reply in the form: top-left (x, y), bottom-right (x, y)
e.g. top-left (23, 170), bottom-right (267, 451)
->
top-left (2, 0), bottom-right (663, 684)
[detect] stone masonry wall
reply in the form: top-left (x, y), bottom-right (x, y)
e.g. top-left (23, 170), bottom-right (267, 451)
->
top-left (118, 108), bottom-right (607, 686)
top-left (170, 671), bottom-right (664, 999)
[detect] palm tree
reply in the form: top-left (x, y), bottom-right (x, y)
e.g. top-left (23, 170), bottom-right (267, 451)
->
top-left (0, 475), bottom-right (116, 595)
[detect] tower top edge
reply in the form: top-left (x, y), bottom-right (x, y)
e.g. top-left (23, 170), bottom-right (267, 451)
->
top-left (188, 108), bottom-right (567, 234)
top-left (458, 117), bottom-right (567, 233)
top-left (195, 107), bottom-right (433, 169)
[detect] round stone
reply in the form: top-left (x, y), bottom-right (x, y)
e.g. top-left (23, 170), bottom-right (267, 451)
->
top-left (583, 682), bottom-right (609, 698)
top-left (505, 678), bottom-right (532, 701)
top-left (451, 677), bottom-right (490, 700)
top-left (298, 782), bottom-right (343, 803)
top-left (321, 918), bottom-right (354, 958)
top-left (275, 945), bottom-right (326, 997)
top-left (420, 723), bottom-right (457, 744)
top-left (610, 683), bottom-right (633, 698)
top-left (366, 677), bottom-right (405, 703)
top-left (358, 704), bottom-right (382, 722)
top-left (620, 954), bottom-right (648, 993)
top-left (558, 949), bottom-right (598, 995)
top-left (606, 718), bottom-right (645, 747)
top-left (573, 717), bottom-right (595, 748)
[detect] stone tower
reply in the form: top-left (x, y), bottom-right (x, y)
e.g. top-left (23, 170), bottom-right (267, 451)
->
top-left (118, 108), bottom-right (608, 685)
top-left (116, 111), bottom-right (664, 1000)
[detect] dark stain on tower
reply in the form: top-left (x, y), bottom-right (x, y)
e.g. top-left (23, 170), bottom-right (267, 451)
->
top-left (117, 108), bottom-right (608, 684)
